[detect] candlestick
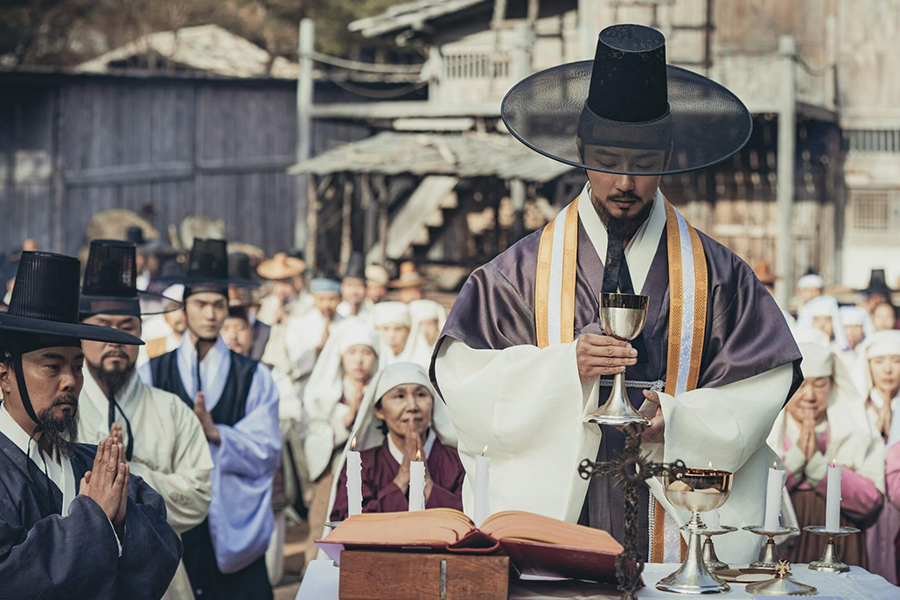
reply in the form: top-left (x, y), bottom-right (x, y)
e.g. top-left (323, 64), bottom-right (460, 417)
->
top-left (409, 449), bottom-right (426, 512)
top-left (825, 463), bottom-right (843, 532)
top-left (764, 464), bottom-right (783, 531)
top-left (701, 510), bottom-right (720, 531)
top-left (347, 437), bottom-right (363, 517)
top-left (474, 446), bottom-right (490, 527)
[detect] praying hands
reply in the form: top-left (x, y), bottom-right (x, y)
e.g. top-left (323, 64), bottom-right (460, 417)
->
top-left (392, 420), bottom-right (433, 502)
top-left (193, 392), bottom-right (222, 446)
top-left (79, 438), bottom-right (130, 539)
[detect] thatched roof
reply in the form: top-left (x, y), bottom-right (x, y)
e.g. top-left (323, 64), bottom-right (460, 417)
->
top-left (77, 25), bottom-right (299, 79)
top-left (288, 131), bottom-right (573, 182)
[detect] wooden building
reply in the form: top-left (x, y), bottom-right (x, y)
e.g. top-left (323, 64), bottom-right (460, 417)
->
top-left (297, 0), bottom-right (900, 297)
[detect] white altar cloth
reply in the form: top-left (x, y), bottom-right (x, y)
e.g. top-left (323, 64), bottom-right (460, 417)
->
top-left (296, 559), bottom-right (899, 599)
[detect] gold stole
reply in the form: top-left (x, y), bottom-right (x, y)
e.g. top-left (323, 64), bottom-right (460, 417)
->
top-left (535, 195), bottom-right (708, 563)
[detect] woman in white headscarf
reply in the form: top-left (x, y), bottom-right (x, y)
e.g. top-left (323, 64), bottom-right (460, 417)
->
top-left (767, 338), bottom-right (884, 567)
top-left (404, 299), bottom-right (447, 368)
top-left (302, 318), bottom-right (388, 568)
top-left (853, 330), bottom-right (900, 584)
top-left (797, 295), bottom-right (850, 352)
top-left (373, 301), bottom-right (416, 362)
top-left (326, 362), bottom-right (460, 524)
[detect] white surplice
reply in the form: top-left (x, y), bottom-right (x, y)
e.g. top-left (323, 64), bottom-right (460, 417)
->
top-left (434, 185), bottom-right (793, 564)
top-left (78, 368), bottom-right (213, 600)
top-left (138, 335), bottom-right (282, 573)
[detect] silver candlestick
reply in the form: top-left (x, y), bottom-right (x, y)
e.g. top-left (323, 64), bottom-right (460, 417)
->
top-left (701, 526), bottom-right (736, 572)
top-left (584, 293), bottom-right (650, 427)
top-left (743, 525), bottom-right (798, 569)
top-left (803, 525), bottom-right (860, 573)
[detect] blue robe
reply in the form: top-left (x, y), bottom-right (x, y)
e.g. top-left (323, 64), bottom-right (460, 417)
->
top-left (0, 433), bottom-right (181, 599)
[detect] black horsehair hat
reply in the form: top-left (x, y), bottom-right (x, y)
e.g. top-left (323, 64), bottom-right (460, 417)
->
top-left (343, 252), bottom-right (366, 281)
top-left (501, 24), bottom-right (752, 176)
top-left (181, 239), bottom-right (259, 299)
top-left (0, 252), bottom-right (143, 346)
top-left (80, 240), bottom-right (182, 318)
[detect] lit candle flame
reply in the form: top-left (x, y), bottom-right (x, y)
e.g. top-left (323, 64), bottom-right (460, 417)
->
top-left (415, 449), bottom-right (422, 461)
top-left (351, 436), bottom-right (357, 451)
top-left (482, 445), bottom-right (488, 456)
top-left (708, 460), bottom-right (713, 469)
top-left (773, 461), bottom-right (778, 469)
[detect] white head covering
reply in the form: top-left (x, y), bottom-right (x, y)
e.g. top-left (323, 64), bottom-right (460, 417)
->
top-left (409, 299), bottom-right (445, 324)
top-left (767, 339), bottom-right (884, 492)
top-left (852, 330), bottom-right (900, 401)
top-left (797, 274), bottom-right (825, 290)
top-left (797, 296), bottom-right (849, 351)
top-left (373, 301), bottom-right (411, 327)
top-left (303, 318), bottom-right (389, 480)
top-left (403, 300), bottom-right (447, 368)
top-left (839, 305), bottom-right (875, 338)
top-left (324, 362), bottom-right (458, 525)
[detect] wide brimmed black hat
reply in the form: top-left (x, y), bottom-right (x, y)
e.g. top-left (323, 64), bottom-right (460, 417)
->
top-left (181, 239), bottom-right (259, 293)
top-left (126, 225), bottom-right (163, 254)
top-left (0, 251), bottom-right (142, 345)
top-left (79, 240), bottom-right (182, 318)
top-left (501, 24), bottom-right (752, 176)
top-left (858, 269), bottom-right (895, 296)
top-left (228, 252), bottom-right (261, 289)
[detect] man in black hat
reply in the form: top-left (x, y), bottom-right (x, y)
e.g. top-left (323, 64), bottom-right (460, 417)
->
top-left (860, 269), bottom-right (896, 315)
top-left (126, 226), bottom-right (162, 292)
top-left (433, 24), bottom-right (801, 565)
top-left (337, 252), bottom-right (372, 321)
top-left (0, 250), bottom-right (181, 598)
top-left (76, 239), bottom-right (214, 600)
top-left (139, 239), bottom-right (280, 600)
top-left (229, 252), bottom-right (271, 362)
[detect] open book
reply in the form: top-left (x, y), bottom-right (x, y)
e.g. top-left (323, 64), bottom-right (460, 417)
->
top-left (317, 509), bottom-right (623, 584)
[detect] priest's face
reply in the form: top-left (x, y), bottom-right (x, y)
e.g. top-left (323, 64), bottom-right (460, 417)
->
top-left (81, 315), bottom-right (140, 396)
top-left (786, 376), bottom-right (831, 424)
top-left (377, 323), bottom-right (410, 357)
top-left (585, 168), bottom-right (661, 229)
top-left (0, 346), bottom-right (82, 454)
top-left (375, 383), bottom-right (433, 441)
top-left (341, 344), bottom-right (377, 384)
top-left (341, 277), bottom-right (366, 307)
top-left (185, 292), bottom-right (228, 341)
top-left (870, 355), bottom-right (900, 398)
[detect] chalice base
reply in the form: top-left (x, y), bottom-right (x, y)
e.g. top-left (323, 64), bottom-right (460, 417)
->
top-left (656, 532), bottom-right (730, 595)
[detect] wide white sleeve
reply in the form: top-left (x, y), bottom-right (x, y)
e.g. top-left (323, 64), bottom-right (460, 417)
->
top-left (128, 399), bottom-right (214, 535)
top-left (656, 363), bottom-right (794, 473)
top-left (433, 338), bottom-right (600, 522)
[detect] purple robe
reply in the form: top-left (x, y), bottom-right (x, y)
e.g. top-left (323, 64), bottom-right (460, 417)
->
top-left (432, 215), bottom-right (802, 557)
top-left (0, 434), bottom-right (182, 599)
top-left (330, 437), bottom-right (465, 522)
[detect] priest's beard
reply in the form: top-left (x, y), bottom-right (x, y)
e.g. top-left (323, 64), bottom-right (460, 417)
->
top-left (87, 350), bottom-right (135, 399)
top-left (38, 393), bottom-right (79, 459)
top-left (593, 191), bottom-right (655, 241)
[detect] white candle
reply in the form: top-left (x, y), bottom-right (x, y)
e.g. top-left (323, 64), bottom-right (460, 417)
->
top-left (701, 510), bottom-right (721, 531)
top-left (764, 464), bottom-right (783, 531)
top-left (826, 463), bottom-right (843, 532)
top-left (474, 446), bottom-right (491, 527)
top-left (347, 437), bottom-right (363, 517)
top-left (409, 450), bottom-right (426, 512)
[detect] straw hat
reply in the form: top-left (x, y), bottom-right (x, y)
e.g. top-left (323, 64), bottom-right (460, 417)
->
top-left (257, 252), bottom-right (306, 281)
top-left (389, 261), bottom-right (427, 289)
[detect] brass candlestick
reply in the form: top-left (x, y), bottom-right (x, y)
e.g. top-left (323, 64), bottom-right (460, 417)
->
top-left (804, 525), bottom-right (860, 573)
top-left (700, 526), bottom-right (736, 572)
top-left (584, 293), bottom-right (650, 427)
top-left (743, 525), bottom-right (799, 569)
top-left (655, 468), bottom-right (733, 594)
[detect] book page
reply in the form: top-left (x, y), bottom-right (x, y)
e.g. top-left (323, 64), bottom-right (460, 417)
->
top-left (481, 511), bottom-right (623, 553)
top-left (320, 509), bottom-right (475, 546)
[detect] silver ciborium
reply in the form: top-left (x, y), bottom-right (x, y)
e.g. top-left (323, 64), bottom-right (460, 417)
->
top-left (656, 468), bottom-right (733, 595)
top-left (584, 293), bottom-right (650, 428)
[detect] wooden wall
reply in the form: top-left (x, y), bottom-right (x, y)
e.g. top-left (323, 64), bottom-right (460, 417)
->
top-left (0, 72), bottom-right (369, 258)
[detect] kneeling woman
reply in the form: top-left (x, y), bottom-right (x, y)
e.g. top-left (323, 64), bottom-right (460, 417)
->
top-left (768, 339), bottom-right (885, 567)
top-left (329, 362), bottom-right (462, 521)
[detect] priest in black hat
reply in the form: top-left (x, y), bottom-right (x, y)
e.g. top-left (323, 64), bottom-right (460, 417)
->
top-left (77, 239), bottom-right (214, 600)
top-left (432, 24), bottom-right (802, 565)
top-left (138, 238), bottom-right (280, 600)
top-left (0, 250), bottom-right (181, 598)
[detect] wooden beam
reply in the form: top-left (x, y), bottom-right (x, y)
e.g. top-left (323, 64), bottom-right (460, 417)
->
top-left (361, 173), bottom-right (378, 254)
top-left (340, 176), bottom-right (354, 274)
top-left (306, 175), bottom-right (319, 270)
top-left (295, 18), bottom-right (315, 251)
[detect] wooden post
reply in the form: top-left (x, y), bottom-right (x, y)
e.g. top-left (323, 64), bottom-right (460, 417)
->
top-left (306, 175), bottom-right (319, 271)
top-left (295, 19), bottom-right (315, 250)
top-left (361, 173), bottom-right (378, 254)
top-left (376, 176), bottom-right (390, 264)
top-left (340, 175), bottom-right (353, 273)
top-left (774, 36), bottom-right (796, 309)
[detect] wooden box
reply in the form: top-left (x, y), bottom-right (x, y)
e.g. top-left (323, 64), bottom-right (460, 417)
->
top-left (338, 551), bottom-right (510, 600)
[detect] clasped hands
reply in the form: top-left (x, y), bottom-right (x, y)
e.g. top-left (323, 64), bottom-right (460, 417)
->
top-left (392, 420), bottom-right (434, 501)
top-left (79, 437), bottom-right (129, 540)
top-left (576, 333), bottom-right (664, 444)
